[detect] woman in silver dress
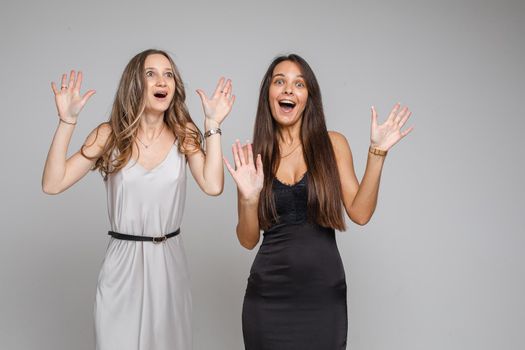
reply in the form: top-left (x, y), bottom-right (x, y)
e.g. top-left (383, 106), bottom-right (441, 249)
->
top-left (42, 49), bottom-right (234, 350)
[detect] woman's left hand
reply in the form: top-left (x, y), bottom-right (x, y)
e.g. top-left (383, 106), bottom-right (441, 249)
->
top-left (370, 103), bottom-right (414, 150)
top-left (196, 77), bottom-right (235, 127)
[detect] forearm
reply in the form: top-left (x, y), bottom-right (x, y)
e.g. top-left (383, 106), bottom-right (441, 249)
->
top-left (236, 194), bottom-right (261, 249)
top-left (42, 121), bottom-right (76, 193)
top-left (200, 120), bottom-right (224, 195)
top-left (347, 152), bottom-right (386, 225)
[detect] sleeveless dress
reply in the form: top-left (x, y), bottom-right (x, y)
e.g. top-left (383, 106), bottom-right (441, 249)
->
top-left (94, 144), bottom-right (192, 350)
top-left (242, 173), bottom-right (348, 350)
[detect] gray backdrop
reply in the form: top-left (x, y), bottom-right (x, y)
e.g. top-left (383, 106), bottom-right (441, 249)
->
top-left (1, 0), bottom-right (524, 349)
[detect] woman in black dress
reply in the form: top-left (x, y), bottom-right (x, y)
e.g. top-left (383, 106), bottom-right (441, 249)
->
top-left (224, 54), bottom-right (413, 349)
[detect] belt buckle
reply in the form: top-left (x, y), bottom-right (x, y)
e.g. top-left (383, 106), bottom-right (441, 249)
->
top-left (153, 235), bottom-right (167, 244)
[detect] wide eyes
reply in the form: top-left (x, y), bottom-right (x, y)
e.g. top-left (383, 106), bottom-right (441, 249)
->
top-left (145, 70), bottom-right (174, 79)
top-left (273, 78), bottom-right (305, 88)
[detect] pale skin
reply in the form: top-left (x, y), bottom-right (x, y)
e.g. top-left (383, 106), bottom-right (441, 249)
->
top-left (225, 60), bottom-right (413, 249)
top-left (42, 53), bottom-right (235, 195)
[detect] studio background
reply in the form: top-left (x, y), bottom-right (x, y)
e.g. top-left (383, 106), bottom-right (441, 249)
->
top-left (1, 0), bottom-right (524, 349)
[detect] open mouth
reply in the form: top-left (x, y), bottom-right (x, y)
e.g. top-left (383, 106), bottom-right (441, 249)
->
top-left (154, 91), bottom-right (168, 99)
top-left (278, 99), bottom-right (296, 113)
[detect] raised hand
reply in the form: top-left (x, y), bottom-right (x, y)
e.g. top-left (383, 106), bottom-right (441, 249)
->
top-left (370, 103), bottom-right (414, 151)
top-left (196, 77), bottom-right (235, 126)
top-left (51, 70), bottom-right (96, 123)
top-left (224, 140), bottom-right (264, 201)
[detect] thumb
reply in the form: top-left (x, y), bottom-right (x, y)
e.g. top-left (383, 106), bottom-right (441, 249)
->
top-left (81, 90), bottom-right (96, 105)
top-left (195, 89), bottom-right (208, 103)
top-left (256, 154), bottom-right (264, 176)
top-left (371, 106), bottom-right (378, 128)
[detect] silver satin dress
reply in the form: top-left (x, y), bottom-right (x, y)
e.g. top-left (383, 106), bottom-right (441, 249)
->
top-left (94, 144), bottom-right (192, 350)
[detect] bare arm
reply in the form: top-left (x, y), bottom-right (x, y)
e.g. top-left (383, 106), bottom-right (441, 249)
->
top-left (42, 70), bottom-right (105, 194)
top-left (224, 141), bottom-right (264, 250)
top-left (332, 104), bottom-right (413, 225)
top-left (42, 123), bottom-right (110, 194)
top-left (187, 78), bottom-right (235, 196)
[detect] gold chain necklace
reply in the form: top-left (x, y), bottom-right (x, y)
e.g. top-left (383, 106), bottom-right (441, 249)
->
top-left (136, 124), bottom-right (165, 149)
top-left (280, 143), bottom-right (302, 158)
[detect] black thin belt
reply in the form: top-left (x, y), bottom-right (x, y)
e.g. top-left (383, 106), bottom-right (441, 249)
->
top-left (108, 228), bottom-right (180, 244)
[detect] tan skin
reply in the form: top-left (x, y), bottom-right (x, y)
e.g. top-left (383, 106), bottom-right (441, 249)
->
top-left (225, 60), bottom-right (413, 249)
top-left (43, 54), bottom-right (235, 195)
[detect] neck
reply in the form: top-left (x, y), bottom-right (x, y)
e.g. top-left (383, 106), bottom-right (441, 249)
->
top-left (277, 121), bottom-right (302, 146)
top-left (139, 112), bottom-right (165, 140)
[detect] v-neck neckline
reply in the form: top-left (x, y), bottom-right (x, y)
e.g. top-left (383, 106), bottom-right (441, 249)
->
top-left (132, 143), bottom-right (176, 172)
top-left (274, 172), bottom-right (307, 187)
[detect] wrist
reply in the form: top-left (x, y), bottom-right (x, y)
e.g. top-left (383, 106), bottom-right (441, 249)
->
top-left (205, 118), bottom-right (220, 130)
top-left (59, 113), bottom-right (78, 122)
top-left (369, 145), bottom-right (387, 157)
top-left (58, 116), bottom-right (77, 126)
top-left (240, 193), bottom-right (260, 205)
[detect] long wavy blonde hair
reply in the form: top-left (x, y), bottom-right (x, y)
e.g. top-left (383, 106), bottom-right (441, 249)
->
top-left (82, 49), bottom-right (203, 179)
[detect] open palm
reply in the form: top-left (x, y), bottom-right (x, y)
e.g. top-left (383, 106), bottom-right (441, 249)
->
top-left (196, 77), bottom-right (235, 125)
top-left (224, 141), bottom-right (264, 201)
top-left (51, 70), bottom-right (95, 121)
top-left (370, 103), bottom-right (413, 150)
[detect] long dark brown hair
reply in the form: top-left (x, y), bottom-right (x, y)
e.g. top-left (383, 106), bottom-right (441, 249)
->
top-left (82, 49), bottom-right (203, 179)
top-left (253, 54), bottom-right (345, 231)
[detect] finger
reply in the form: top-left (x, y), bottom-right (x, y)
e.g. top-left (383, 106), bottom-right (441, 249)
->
top-left (232, 142), bottom-right (242, 169)
top-left (51, 82), bottom-right (59, 95)
top-left (195, 89), bottom-right (208, 103)
top-left (74, 71), bottom-right (83, 91)
top-left (223, 157), bottom-right (236, 176)
top-left (246, 141), bottom-right (254, 165)
top-left (213, 77), bottom-right (225, 98)
top-left (230, 94), bottom-right (236, 106)
top-left (60, 74), bottom-right (67, 90)
top-left (371, 106), bottom-right (378, 127)
top-left (68, 70), bottom-right (75, 90)
top-left (81, 89), bottom-right (96, 105)
top-left (398, 111), bottom-right (412, 128)
top-left (401, 126), bottom-right (414, 138)
top-left (237, 140), bottom-right (247, 166)
top-left (386, 103), bottom-right (401, 122)
top-left (256, 154), bottom-right (264, 176)
top-left (222, 79), bottom-right (232, 95)
top-left (394, 106), bottom-right (408, 124)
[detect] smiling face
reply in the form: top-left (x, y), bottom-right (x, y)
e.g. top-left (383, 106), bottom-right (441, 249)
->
top-left (143, 53), bottom-right (176, 115)
top-left (268, 60), bottom-right (308, 127)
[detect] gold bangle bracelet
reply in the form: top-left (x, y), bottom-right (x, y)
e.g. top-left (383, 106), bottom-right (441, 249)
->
top-left (369, 146), bottom-right (387, 157)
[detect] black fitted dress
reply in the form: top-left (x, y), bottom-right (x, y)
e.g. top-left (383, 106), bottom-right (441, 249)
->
top-left (242, 173), bottom-right (347, 350)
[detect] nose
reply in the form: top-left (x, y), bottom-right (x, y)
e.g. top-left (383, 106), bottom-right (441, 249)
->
top-left (284, 82), bottom-right (293, 94)
top-left (156, 75), bottom-right (167, 87)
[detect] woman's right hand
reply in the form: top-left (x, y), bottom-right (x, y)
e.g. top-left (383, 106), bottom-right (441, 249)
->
top-left (224, 140), bottom-right (264, 202)
top-left (51, 70), bottom-right (96, 123)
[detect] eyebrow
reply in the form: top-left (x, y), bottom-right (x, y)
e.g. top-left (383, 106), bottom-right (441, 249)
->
top-left (272, 73), bottom-right (304, 78)
top-left (145, 67), bottom-right (174, 71)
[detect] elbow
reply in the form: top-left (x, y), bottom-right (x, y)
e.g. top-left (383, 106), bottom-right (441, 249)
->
top-left (203, 182), bottom-right (224, 196)
top-left (353, 217), bottom-right (370, 226)
top-left (348, 212), bottom-right (372, 226)
top-left (239, 239), bottom-right (258, 250)
top-left (237, 229), bottom-right (259, 250)
top-left (204, 186), bottom-right (223, 196)
top-left (42, 183), bottom-right (62, 195)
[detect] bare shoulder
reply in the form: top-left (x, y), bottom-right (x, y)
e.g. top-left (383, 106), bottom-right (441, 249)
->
top-left (83, 122), bottom-right (112, 157)
top-left (328, 130), bottom-right (351, 153)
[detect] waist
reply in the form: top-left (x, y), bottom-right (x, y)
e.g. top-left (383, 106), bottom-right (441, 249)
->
top-left (108, 228), bottom-right (180, 243)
